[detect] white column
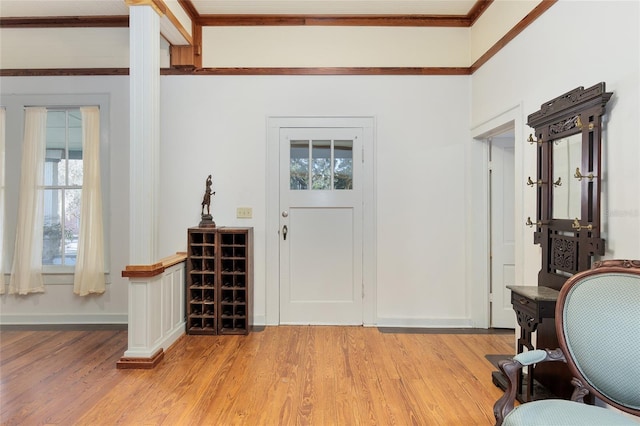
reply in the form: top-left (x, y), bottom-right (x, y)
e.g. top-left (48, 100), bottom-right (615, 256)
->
top-left (121, 1), bottom-right (166, 363)
top-left (129, 3), bottom-right (160, 265)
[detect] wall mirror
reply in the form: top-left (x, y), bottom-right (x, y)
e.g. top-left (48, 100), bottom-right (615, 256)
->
top-left (552, 133), bottom-right (581, 220)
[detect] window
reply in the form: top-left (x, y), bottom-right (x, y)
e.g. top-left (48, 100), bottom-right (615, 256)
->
top-left (289, 139), bottom-right (353, 190)
top-left (2, 94), bottom-right (109, 290)
top-left (43, 109), bottom-right (82, 267)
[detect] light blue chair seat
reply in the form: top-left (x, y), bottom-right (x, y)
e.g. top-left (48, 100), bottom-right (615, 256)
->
top-left (503, 400), bottom-right (639, 425)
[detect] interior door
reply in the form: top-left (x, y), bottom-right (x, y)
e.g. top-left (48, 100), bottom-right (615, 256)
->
top-left (490, 136), bottom-right (516, 328)
top-left (279, 127), bottom-right (363, 325)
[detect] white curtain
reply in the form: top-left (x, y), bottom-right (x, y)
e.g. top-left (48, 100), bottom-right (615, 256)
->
top-left (9, 107), bottom-right (47, 295)
top-left (0, 108), bottom-right (5, 293)
top-left (73, 107), bottom-right (105, 296)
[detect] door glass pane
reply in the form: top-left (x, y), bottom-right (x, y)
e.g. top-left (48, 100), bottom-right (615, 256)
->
top-left (312, 140), bottom-right (331, 190)
top-left (290, 140), bottom-right (309, 190)
top-left (334, 140), bottom-right (353, 190)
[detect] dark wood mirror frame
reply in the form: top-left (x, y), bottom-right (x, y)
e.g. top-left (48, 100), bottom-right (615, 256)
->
top-left (528, 82), bottom-right (612, 290)
top-left (526, 82), bottom-right (613, 399)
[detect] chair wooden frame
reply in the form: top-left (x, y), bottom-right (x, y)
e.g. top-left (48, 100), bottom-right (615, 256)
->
top-left (493, 259), bottom-right (640, 426)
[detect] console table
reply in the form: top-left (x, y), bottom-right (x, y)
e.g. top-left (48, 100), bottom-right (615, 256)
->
top-left (493, 285), bottom-right (559, 402)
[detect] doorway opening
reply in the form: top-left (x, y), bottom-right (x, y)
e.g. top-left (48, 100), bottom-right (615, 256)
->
top-left (488, 130), bottom-right (516, 329)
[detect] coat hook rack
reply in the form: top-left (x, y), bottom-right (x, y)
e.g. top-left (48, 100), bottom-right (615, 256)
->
top-left (527, 177), bottom-right (544, 186)
top-left (526, 217), bottom-right (541, 228)
top-left (571, 218), bottom-right (593, 231)
top-left (527, 134), bottom-right (542, 145)
top-left (574, 167), bottom-right (596, 181)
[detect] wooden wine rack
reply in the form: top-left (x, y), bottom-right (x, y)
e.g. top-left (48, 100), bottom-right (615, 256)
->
top-left (186, 227), bottom-right (253, 335)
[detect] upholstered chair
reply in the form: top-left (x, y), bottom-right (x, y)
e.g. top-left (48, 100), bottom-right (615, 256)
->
top-left (494, 260), bottom-right (640, 426)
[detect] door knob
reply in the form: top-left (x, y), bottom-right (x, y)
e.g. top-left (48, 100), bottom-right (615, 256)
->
top-left (282, 211), bottom-right (289, 217)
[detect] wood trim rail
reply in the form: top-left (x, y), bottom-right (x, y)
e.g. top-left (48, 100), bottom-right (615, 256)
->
top-left (121, 252), bottom-right (187, 279)
top-left (163, 67), bottom-right (472, 75)
top-left (198, 14), bottom-right (471, 27)
top-left (0, 16), bottom-right (128, 28)
top-left (0, 68), bottom-right (129, 76)
top-left (0, 67), bottom-right (472, 76)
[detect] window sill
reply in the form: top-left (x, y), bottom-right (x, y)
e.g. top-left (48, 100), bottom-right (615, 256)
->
top-left (41, 269), bottom-right (111, 286)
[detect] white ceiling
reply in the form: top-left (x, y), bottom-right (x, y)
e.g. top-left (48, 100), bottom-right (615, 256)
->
top-left (0, 0), bottom-right (480, 18)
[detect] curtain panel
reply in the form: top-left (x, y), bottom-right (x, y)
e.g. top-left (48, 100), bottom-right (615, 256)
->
top-left (9, 107), bottom-right (47, 295)
top-left (73, 106), bottom-right (105, 296)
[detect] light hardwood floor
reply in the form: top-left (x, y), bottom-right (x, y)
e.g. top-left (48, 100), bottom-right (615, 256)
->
top-left (0, 326), bottom-right (513, 425)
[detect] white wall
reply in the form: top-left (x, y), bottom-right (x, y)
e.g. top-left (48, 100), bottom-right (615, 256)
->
top-left (0, 76), bottom-right (130, 324)
top-left (471, 0), bottom-right (640, 290)
top-left (158, 75), bottom-right (472, 326)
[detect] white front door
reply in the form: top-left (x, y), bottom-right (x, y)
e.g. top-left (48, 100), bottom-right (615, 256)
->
top-left (279, 127), bottom-right (363, 324)
top-left (490, 136), bottom-right (516, 328)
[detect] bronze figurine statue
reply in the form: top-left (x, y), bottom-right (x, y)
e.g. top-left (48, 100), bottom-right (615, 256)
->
top-left (199, 174), bottom-right (216, 227)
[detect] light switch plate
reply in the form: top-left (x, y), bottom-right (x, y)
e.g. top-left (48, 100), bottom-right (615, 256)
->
top-left (236, 207), bottom-right (252, 219)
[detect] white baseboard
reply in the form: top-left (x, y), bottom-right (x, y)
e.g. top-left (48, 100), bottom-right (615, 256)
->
top-left (375, 317), bottom-right (475, 328)
top-left (0, 313), bottom-right (128, 325)
top-left (250, 317), bottom-right (475, 328)
top-left (124, 322), bottom-right (186, 359)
